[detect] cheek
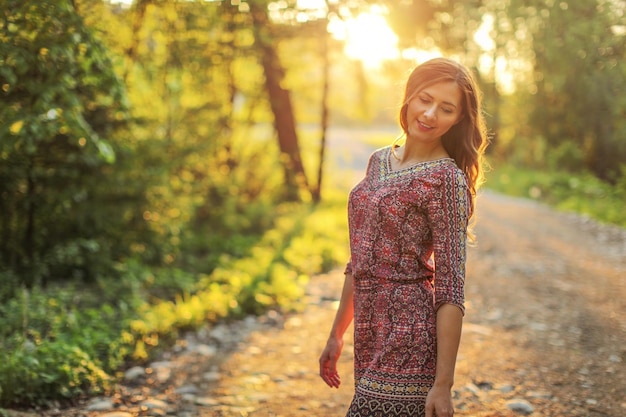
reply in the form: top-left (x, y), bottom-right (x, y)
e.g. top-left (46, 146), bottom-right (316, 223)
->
top-left (406, 99), bottom-right (423, 114)
top-left (443, 114), bottom-right (461, 129)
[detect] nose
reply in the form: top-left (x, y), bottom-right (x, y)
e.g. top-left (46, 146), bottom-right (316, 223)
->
top-left (423, 104), bottom-right (436, 119)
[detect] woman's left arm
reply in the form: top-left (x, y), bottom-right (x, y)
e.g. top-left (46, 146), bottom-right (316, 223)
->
top-left (425, 167), bottom-right (472, 417)
top-left (425, 303), bottom-right (463, 417)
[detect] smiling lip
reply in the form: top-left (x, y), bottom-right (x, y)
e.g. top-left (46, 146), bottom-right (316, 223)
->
top-left (418, 121), bottom-right (434, 131)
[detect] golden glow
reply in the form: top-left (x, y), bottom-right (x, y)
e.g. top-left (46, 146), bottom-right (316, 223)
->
top-left (328, 6), bottom-right (400, 69)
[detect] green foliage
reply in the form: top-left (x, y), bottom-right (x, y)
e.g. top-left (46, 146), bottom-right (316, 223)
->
top-left (479, 0), bottom-right (626, 181)
top-left (487, 163), bottom-right (626, 228)
top-left (0, 196), bottom-right (349, 407)
top-left (0, 341), bottom-right (111, 405)
top-left (0, 0), bottom-right (147, 287)
top-left (0, 283), bottom-right (129, 406)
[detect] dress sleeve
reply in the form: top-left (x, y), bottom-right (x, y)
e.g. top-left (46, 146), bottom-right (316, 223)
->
top-left (344, 259), bottom-right (353, 275)
top-left (427, 167), bottom-right (471, 315)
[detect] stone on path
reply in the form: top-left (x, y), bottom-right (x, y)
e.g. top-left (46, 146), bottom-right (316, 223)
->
top-left (506, 399), bottom-right (535, 415)
top-left (140, 398), bottom-right (169, 410)
top-left (194, 397), bottom-right (220, 406)
top-left (123, 365), bottom-right (145, 381)
top-left (86, 398), bottom-right (114, 411)
top-left (174, 384), bottom-right (200, 395)
top-left (193, 344), bottom-right (218, 357)
top-left (202, 370), bottom-right (221, 382)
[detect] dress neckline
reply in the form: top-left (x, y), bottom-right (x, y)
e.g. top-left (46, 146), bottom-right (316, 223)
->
top-left (384, 146), bottom-right (453, 174)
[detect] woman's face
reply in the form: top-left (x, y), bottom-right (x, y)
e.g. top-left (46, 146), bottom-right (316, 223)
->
top-left (405, 81), bottom-right (463, 143)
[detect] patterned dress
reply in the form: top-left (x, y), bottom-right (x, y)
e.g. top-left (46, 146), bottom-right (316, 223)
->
top-left (344, 146), bottom-right (470, 417)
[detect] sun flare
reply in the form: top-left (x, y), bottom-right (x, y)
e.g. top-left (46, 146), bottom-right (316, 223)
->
top-left (328, 6), bottom-right (400, 68)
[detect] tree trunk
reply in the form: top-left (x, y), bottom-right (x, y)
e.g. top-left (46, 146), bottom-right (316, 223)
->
top-left (249, 1), bottom-right (309, 201)
top-left (312, 27), bottom-right (330, 203)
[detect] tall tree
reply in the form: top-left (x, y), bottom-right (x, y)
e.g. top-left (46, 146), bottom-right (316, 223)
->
top-left (507, 0), bottom-right (626, 179)
top-left (249, 0), bottom-right (310, 201)
top-left (0, 0), bottom-right (144, 286)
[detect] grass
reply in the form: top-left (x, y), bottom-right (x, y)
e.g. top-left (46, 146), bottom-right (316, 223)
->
top-left (485, 163), bottom-right (626, 228)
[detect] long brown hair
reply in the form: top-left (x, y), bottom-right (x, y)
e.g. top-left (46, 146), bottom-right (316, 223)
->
top-left (399, 57), bottom-right (489, 217)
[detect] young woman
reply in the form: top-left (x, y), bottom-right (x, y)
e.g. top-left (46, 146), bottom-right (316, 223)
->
top-left (319, 57), bottom-right (489, 417)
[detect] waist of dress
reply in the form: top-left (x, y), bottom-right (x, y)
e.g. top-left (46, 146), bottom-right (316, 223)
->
top-left (354, 274), bottom-right (433, 290)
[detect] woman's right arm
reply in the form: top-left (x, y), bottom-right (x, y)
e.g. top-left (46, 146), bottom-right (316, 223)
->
top-left (318, 272), bottom-right (355, 388)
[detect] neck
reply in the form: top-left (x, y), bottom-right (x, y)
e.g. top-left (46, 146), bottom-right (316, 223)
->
top-left (393, 141), bottom-right (449, 166)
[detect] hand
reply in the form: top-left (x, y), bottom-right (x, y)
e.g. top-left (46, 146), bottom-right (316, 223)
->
top-left (319, 337), bottom-right (343, 388)
top-left (425, 384), bottom-right (454, 417)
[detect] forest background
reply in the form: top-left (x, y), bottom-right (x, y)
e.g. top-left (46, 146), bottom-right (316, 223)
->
top-left (0, 0), bottom-right (624, 408)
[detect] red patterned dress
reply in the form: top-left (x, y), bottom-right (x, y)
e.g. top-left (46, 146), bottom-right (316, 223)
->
top-left (344, 147), bottom-right (470, 417)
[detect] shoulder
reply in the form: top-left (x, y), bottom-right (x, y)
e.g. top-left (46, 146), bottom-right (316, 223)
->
top-left (370, 146), bottom-right (390, 160)
top-left (364, 146), bottom-right (390, 168)
top-left (433, 159), bottom-right (469, 190)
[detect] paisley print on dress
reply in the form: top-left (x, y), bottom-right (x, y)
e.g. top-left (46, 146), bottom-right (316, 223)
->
top-left (344, 147), bottom-right (470, 417)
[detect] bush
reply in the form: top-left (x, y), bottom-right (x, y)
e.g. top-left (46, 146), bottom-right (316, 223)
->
top-left (0, 341), bottom-right (111, 406)
top-left (0, 198), bottom-right (350, 407)
top-left (486, 163), bottom-right (626, 227)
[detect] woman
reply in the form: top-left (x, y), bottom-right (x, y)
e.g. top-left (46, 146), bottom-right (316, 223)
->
top-left (319, 57), bottom-right (489, 417)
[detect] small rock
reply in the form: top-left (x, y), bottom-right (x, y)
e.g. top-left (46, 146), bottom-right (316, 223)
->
top-left (148, 361), bottom-right (172, 370)
top-left (153, 367), bottom-right (172, 383)
top-left (140, 398), bottom-right (169, 410)
top-left (181, 393), bottom-right (196, 402)
top-left (474, 380), bottom-right (493, 390)
top-left (194, 344), bottom-right (218, 357)
top-left (261, 309), bottom-right (283, 326)
top-left (86, 398), bottom-right (114, 411)
top-left (464, 383), bottom-right (481, 395)
top-left (506, 399), bottom-right (534, 415)
top-left (101, 413), bottom-right (133, 417)
top-left (203, 371), bottom-right (221, 382)
top-left (498, 384), bottom-right (515, 393)
top-left (175, 384), bottom-right (200, 395)
top-left (195, 396), bottom-right (220, 406)
top-left (210, 324), bottom-right (230, 345)
top-left (124, 366), bottom-right (145, 381)
top-left (586, 399), bottom-right (598, 405)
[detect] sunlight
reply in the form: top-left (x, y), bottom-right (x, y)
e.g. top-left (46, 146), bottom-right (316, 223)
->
top-left (474, 13), bottom-right (516, 95)
top-left (328, 5), bottom-right (400, 69)
top-left (108, 0), bottom-right (132, 6)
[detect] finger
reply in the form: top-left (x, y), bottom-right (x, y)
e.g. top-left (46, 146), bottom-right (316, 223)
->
top-left (319, 357), bottom-right (335, 387)
top-left (321, 365), bottom-right (340, 388)
top-left (326, 372), bottom-right (341, 388)
top-left (319, 354), bottom-right (330, 379)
